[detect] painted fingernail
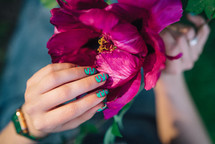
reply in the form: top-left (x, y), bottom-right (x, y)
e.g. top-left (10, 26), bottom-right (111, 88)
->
top-left (84, 67), bottom-right (97, 75)
top-left (97, 104), bottom-right (107, 112)
top-left (96, 89), bottom-right (109, 98)
top-left (95, 73), bottom-right (109, 83)
top-left (190, 12), bottom-right (196, 16)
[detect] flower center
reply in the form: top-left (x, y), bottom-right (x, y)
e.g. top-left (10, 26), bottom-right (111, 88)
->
top-left (97, 35), bottom-right (116, 53)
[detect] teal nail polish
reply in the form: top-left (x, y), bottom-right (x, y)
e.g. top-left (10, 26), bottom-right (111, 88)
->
top-left (96, 89), bottom-right (109, 98)
top-left (97, 104), bottom-right (107, 112)
top-left (84, 68), bottom-right (97, 75)
top-left (190, 12), bottom-right (196, 16)
top-left (95, 73), bottom-right (109, 83)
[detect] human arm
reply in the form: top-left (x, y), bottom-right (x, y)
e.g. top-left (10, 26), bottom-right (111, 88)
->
top-left (0, 63), bottom-right (108, 143)
top-left (155, 14), bottom-right (211, 144)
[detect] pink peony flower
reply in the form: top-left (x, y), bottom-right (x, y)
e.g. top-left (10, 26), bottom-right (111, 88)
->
top-left (47, 0), bottom-right (182, 119)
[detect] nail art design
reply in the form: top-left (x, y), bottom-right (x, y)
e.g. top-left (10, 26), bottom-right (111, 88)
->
top-left (95, 73), bottom-right (109, 83)
top-left (96, 89), bottom-right (109, 98)
top-left (84, 67), bottom-right (97, 75)
top-left (97, 104), bottom-right (107, 112)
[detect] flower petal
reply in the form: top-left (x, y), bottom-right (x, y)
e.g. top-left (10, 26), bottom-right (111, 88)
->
top-left (52, 47), bottom-right (97, 66)
top-left (50, 8), bottom-right (85, 33)
top-left (109, 22), bottom-right (147, 55)
top-left (118, 0), bottom-right (182, 33)
top-left (105, 3), bottom-right (147, 23)
top-left (63, 0), bottom-right (108, 10)
top-left (96, 49), bottom-right (141, 88)
top-left (142, 28), bottom-right (166, 90)
top-left (47, 28), bottom-right (99, 63)
top-left (79, 9), bottom-right (119, 33)
top-left (103, 71), bottom-right (142, 119)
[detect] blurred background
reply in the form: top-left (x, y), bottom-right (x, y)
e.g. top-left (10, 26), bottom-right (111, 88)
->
top-left (0, 0), bottom-right (22, 74)
top-left (0, 0), bottom-right (215, 143)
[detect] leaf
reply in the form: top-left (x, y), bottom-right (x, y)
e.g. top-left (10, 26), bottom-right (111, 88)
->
top-left (186, 0), bottom-right (215, 19)
top-left (204, 0), bottom-right (215, 19)
top-left (104, 126), bottom-right (116, 144)
top-left (74, 123), bottom-right (98, 144)
top-left (186, 0), bottom-right (205, 15)
top-left (105, 0), bottom-right (118, 4)
top-left (111, 121), bottom-right (123, 137)
top-left (114, 101), bottom-right (133, 129)
top-left (40, 0), bottom-right (58, 9)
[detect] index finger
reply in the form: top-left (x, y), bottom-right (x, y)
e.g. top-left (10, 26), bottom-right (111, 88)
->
top-left (28, 63), bottom-right (77, 85)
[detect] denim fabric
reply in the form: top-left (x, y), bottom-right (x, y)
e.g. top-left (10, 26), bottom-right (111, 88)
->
top-left (0, 0), bottom-right (161, 143)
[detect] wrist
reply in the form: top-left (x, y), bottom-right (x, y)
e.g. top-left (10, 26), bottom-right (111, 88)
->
top-left (12, 106), bottom-right (47, 141)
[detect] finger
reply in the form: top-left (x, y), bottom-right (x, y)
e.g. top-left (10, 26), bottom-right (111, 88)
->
top-left (40, 73), bottom-right (109, 110)
top-left (28, 63), bottom-right (77, 85)
top-left (196, 24), bottom-right (210, 54)
top-left (164, 45), bottom-right (184, 74)
top-left (187, 14), bottom-right (206, 28)
top-left (54, 102), bottom-right (104, 132)
top-left (37, 67), bottom-right (98, 94)
top-left (44, 90), bottom-right (107, 128)
top-left (160, 28), bottom-right (183, 74)
top-left (177, 35), bottom-right (194, 70)
top-left (187, 14), bottom-right (210, 55)
top-left (160, 28), bottom-right (176, 53)
top-left (185, 27), bottom-right (196, 41)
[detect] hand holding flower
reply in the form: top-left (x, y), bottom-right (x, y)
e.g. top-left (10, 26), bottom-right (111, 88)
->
top-left (47, 0), bottom-right (183, 119)
top-left (22, 63), bottom-right (108, 137)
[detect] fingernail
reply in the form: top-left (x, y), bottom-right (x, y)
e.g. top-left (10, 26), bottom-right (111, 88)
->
top-left (95, 73), bottom-right (109, 83)
top-left (190, 12), bottom-right (196, 16)
top-left (84, 67), bottom-right (97, 75)
top-left (97, 104), bottom-right (107, 112)
top-left (96, 89), bottom-right (109, 98)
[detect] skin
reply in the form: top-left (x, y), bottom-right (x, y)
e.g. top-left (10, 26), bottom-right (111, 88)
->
top-left (0, 14), bottom-right (211, 144)
top-left (155, 14), bottom-right (211, 144)
top-left (0, 64), bottom-right (108, 144)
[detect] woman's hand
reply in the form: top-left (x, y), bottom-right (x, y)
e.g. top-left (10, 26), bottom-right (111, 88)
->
top-left (22, 63), bottom-right (108, 138)
top-left (155, 14), bottom-right (211, 144)
top-left (160, 14), bottom-right (210, 75)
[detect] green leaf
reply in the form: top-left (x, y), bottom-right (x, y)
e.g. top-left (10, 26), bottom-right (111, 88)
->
top-left (186, 0), bottom-right (215, 19)
top-left (204, 0), bottom-right (215, 19)
top-left (111, 122), bottom-right (123, 137)
top-left (74, 123), bottom-right (98, 144)
top-left (40, 0), bottom-right (58, 9)
top-left (104, 126), bottom-right (116, 144)
top-left (80, 123), bottom-right (98, 133)
top-left (186, 0), bottom-right (205, 15)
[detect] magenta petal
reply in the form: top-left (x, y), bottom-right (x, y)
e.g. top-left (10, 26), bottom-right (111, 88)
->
top-left (142, 28), bottom-right (166, 90)
top-left (96, 49), bottom-right (141, 88)
top-left (147, 0), bottom-right (183, 33)
top-left (50, 8), bottom-right (85, 33)
top-left (53, 47), bottom-right (97, 66)
top-left (79, 9), bottom-right (119, 33)
top-left (105, 3), bottom-right (148, 22)
top-left (143, 52), bottom-right (165, 90)
top-left (109, 22), bottom-right (147, 55)
top-left (103, 71), bottom-right (142, 119)
top-left (118, 0), bottom-right (158, 8)
top-left (118, 0), bottom-right (182, 33)
top-left (64, 0), bottom-right (108, 10)
top-left (47, 28), bottom-right (99, 62)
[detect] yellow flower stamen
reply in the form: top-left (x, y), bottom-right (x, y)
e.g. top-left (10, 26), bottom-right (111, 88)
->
top-left (97, 36), bottom-right (116, 53)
